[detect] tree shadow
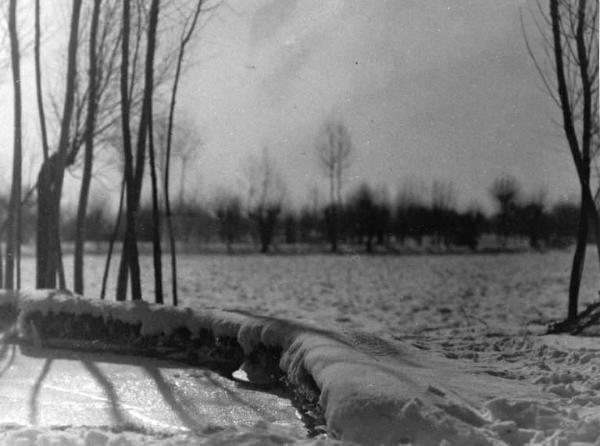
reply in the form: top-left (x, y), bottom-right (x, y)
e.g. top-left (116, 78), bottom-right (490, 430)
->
top-left (28, 358), bottom-right (53, 424)
top-left (143, 366), bottom-right (206, 431)
top-left (0, 343), bottom-right (16, 379)
top-left (81, 359), bottom-right (126, 424)
top-left (17, 343), bottom-right (188, 369)
top-left (203, 371), bottom-right (278, 422)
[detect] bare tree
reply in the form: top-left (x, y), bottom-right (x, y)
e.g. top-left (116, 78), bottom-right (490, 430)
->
top-left (244, 149), bottom-right (286, 253)
top-left (34, 0), bottom-right (49, 163)
top-left (524, 0), bottom-right (599, 320)
top-left (161, 0), bottom-right (204, 306)
top-left (146, 0), bottom-right (163, 304)
top-left (213, 190), bottom-right (244, 253)
top-left (395, 178), bottom-right (428, 246)
top-left (116, 0), bottom-right (162, 303)
top-left (431, 180), bottom-right (457, 247)
top-left (74, 0), bottom-right (102, 295)
top-left (5, 0), bottom-right (22, 290)
top-left (116, 0), bottom-right (142, 301)
top-left (519, 189), bottom-right (548, 249)
top-left (99, 177), bottom-right (124, 300)
top-left (36, 0), bottom-right (83, 290)
top-left (489, 174), bottom-right (521, 246)
top-left (68, 1), bottom-right (206, 301)
top-left (70, 0), bottom-right (179, 297)
top-left (349, 183), bottom-right (377, 253)
top-left (315, 118), bottom-right (353, 252)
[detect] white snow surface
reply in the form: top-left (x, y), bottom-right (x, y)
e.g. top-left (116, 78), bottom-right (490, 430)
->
top-left (0, 422), bottom-right (336, 446)
top-left (2, 287), bottom-right (600, 445)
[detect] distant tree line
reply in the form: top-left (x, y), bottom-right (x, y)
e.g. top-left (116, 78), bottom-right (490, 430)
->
top-left (17, 172), bottom-right (578, 254)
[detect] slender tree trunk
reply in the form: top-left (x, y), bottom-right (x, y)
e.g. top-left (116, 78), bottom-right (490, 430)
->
top-left (329, 166), bottom-right (337, 253)
top-left (34, 0), bottom-right (49, 163)
top-left (550, 0), bottom-right (600, 318)
top-left (586, 188), bottom-right (600, 262)
top-left (5, 0), bottom-right (22, 291)
top-left (568, 187), bottom-right (589, 320)
top-left (74, 0), bottom-right (101, 295)
top-left (164, 1), bottom-right (203, 306)
top-left (117, 0), bottom-right (161, 302)
top-left (33, 0), bottom-right (49, 290)
top-left (149, 128), bottom-right (163, 304)
top-left (0, 239), bottom-right (3, 288)
top-left (145, 0), bottom-right (162, 304)
top-left (100, 176), bottom-right (125, 300)
top-left (116, 0), bottom-right (142, 301)
top-left (37, 161), bottom-right (53, 288)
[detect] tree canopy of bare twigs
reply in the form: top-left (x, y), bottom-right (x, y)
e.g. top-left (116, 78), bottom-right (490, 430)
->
top-left (523, 0), bottom-right (600, 322)
top-left (244, 149), bottom-right (286, 253)
top-left (315, 118), bottom-right (353, 252)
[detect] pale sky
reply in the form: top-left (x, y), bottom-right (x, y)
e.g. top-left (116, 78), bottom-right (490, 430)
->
top-left (0, 0), bottom-right (585, 212)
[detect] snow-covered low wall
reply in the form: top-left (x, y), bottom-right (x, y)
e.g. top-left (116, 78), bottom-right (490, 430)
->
top-left (1, 290), bottom-right (506, 445)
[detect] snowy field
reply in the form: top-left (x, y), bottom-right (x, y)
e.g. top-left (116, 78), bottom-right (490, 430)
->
top-left (46, 248), bottom-right (599, 338)
top-left (5, 248), bottom-right (600, 445)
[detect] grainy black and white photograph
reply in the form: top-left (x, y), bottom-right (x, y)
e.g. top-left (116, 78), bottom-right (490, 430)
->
top-left (0, 0), bottom-right (599, 444)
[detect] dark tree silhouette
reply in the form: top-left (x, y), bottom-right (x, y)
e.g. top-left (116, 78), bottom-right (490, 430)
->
top-left (549, 200), bottom-right (579, 245)
top-left (116, 0), bottom-right (162, 302)
top-left (244, 150), bottom-right (285, 254)
top-left (145, 0), bottom-right (163, 304)
top-left (34, 0), bottom-right (49, 163)
top-left (5, 0), bottom-right (22, 290)
top-left (214, 192), bottom-right (244, 253)
top-left (517, 191), bottom-right (548, 249)
top-left (394, 179), bottom-right (430, 246)
top-left (454, 206), bottom-right (485, 250)
top-left (430, 180), bottom-right (457, 247)
top-left (162, 0), bottom-right (205, 305)
top-left (490, 175), bottom-right (521, 246)
top-left (116, 0), bottom-right (142, 301)
top-left (316, 118), bottom-right (353, 252)
top-left (524, 0), bottom-right (599, 322)
top-left (36, 0), bottom-right (82, 290)
top-left (283, 212), bottom-right (298, 245)
top-left (74, 0), bottom-right (102, 295)
top-left (349, 183), bottom-right (378, 253)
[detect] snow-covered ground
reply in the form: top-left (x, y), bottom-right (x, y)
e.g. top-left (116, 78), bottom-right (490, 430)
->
top-left (4, 249), bottom-right (600, 445)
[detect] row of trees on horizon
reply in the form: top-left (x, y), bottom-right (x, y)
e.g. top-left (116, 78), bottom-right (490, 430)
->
top-left (1, 172), bottom-right (584, 255)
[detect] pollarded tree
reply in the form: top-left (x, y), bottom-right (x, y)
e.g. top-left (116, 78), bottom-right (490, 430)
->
top-left (213, 190), bottom-right (244, 253)
top-left (517, 190), bottom-right (548, 250)
top-left (395, 179), bottom-right (429, 246)
top-left (316, 118), bottom-right (353, 252)
top-left (244, 149), bottom-right (286, 254)
top-left (36, 0), bottom-right (83, 290)
top-left (348, 183), bottom-right (378, 253)
top-left (431, 180), bottom-right (457, 247)
top-left (489, 174), bottom-right (521, 246)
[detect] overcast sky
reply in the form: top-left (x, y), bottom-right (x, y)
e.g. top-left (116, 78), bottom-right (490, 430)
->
top-left (0, 0), bottom-right (583, 212)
